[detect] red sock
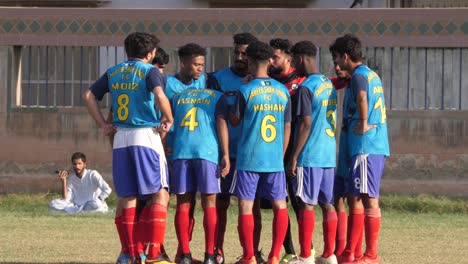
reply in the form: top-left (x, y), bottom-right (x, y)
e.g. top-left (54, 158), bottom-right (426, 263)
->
top-left (122, 207), bottom-right (137, 257)
top-left (343, 208), bottom-right (364, 258)
top-left (364, 208), bottom-right (381, 259)
top-left (136, 206), bottom-right (150, 254)
top-left (335, 211), bottom-right (347, 256)
top-left (238, 214), bottom-right (254, 259)
top-left (299, 209), bottom-right (315, 258)
top-left (189, 215), bottom-right (196, 242)
top-left (215, 202), bottom-right (229, 250)
top-left (115, 216), bottom-right (129, 254)
top-left (269, 208), bottom-right (289, 259)
top-left (175, 203), bottom-right (191, 254)
top-left (355, 223), bottom-right (363, 258)
top-left (148, 203), bottom-right (167, 259)
top-left (322, 212), bottom-right (338, 258)
top-left (204, 206), bottom-right (217, 254)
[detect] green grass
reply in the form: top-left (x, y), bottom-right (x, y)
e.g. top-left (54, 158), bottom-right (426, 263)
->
top-left (0, 193), bottom-right (467, 263)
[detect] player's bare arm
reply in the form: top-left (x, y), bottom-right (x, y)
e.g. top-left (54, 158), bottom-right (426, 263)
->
top-left (288, 115), bottom-right (311, 176)
top-left (153, 85), bottom-right (173, 132)
top-left (217, 114), bottom-right (230, 177)
top-left (354, 90), bottom-right (376, 134)
top-left (83, 90), bottom-right (115, 136)
top-left (56, 170), bottom-right (69, 199)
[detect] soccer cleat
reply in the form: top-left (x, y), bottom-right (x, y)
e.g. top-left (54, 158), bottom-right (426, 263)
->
top-left (255, 250), bottom-right (267, 264)
top-left (214, 248), bottom-right (225, 264)
top-left (316, 254), bottom-right (338, 264)
top-left (267, 256), bottom-right (280, 264)
top-left (116, 253), bottom-right (131, 264)
top-left (279, 253), bottom-right (298, 264)
top-left (336, 253), bottom-right (354, 264)
top-left (344, 255), bottom-right (379, 264)
top-left (203, 253), bottom-right (217, 264)
top-left (234, 256), bottom-right (257, 264)
top-left (298, 255), bottom-right (315, 264)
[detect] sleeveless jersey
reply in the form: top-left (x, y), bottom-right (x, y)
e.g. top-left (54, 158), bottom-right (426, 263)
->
top-left (212, 67), bottom-right (245, 158)
top-left (171, 88), bottom-right (224, 164)
top-left (107, 60), bottom-right (158, 128)
top-left (297, 74), bottom-right (337, 168)
top-left (348, 65), bottom-right (390, 156)
top-left (236, 78), bottom-right (291, 172)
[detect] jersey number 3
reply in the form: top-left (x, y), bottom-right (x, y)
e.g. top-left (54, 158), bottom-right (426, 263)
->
top-left (181, 107), bottom-right (199, 131)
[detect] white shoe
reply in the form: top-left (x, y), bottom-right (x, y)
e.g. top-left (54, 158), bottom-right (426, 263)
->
top-left (316, 254), bottom-right (338, 264)
top-left (298, 255), bottom-right (315, 264)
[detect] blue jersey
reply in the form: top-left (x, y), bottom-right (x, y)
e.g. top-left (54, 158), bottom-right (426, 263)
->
top-left (347, 65), bottom-right (390, 156)
top-left (296, 74), bottom-right (337, 168)
top-left (165, 73), bottom-right (206, 98)
top-left (336, 86), bottom-right (351, 178)
top-left (90, 60), bottom-right (162, 128)
top-left (212, 67), bottom-right (245, 158)
top-left (233, 78), bottom-right (291, 172)
top-left (171, 88), bottom-right (226, 164)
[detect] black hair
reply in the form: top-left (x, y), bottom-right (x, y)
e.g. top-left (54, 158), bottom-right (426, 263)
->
top-left (233, 32), bottom-right (258, 46)
top-left (246, 41), bottom-right (274, 61)
top-left (329, 34), bottom-right (363, 62)
top-left (178, 43), bottom-right (207, 60)
top-left (124, 32), bottom-right (159, 59)
top-left (71, 152), bottom-right (86, 163)
top-left (269, 38), bottom-right (292, 54)
top-left (152, 47), bottom-right (169, 65)
top-left (291, 40), bottom-right (317, 57)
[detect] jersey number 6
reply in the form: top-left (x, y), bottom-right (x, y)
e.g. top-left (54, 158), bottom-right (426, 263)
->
top-left (261, 114), bottom-right (277, 143)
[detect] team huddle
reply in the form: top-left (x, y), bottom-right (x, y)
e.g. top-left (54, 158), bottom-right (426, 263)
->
top-left (83, 32), bottom-right (389, 264)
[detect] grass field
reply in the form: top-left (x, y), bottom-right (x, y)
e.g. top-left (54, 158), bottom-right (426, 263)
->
top-left (0, 193), bottom-right (467, 264)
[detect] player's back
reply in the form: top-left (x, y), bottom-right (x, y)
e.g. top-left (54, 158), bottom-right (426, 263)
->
top-left (171, 88), bottom-right (224, 164)
top-left (236, 78), bottom-right (290, 173)
top-left (348, 65), bottom-right (390, 156)
top-left (297, 74), bottom-right (337, 168)
top-left (108, 60), bottom-right (158, 128)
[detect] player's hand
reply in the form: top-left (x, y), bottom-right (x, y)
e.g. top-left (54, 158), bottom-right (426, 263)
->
top-left (220, 155), bottom-right (230, 178)
top-left (56, 170), bottom-right (69, 182)
top-left (353, 120), bottom-right (377, 135)
top-left (100, 123), bottom-right (116, 137)
top-left (158, 120), bottom-right (173, 133)
top-left (287, 159), bottom-right (298, 177)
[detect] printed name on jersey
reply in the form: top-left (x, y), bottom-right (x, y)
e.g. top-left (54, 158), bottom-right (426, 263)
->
top-left (248, 86), bottom-right (288, 101)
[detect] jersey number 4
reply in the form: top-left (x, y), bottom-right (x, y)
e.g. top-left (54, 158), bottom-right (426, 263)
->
top-left (180, 107), bottom-right (199, 131)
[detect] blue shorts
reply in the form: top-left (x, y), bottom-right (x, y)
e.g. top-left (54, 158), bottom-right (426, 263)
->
top-left (220, 159), bottom-right (236, 196)
top-left (333, 175), bottom-right (349, 199)
top-left (230, 170), bottom-right (286, 201)
top-left (293, 167), bottom-right (335, 206)
top-left (349, 154), bottom-right (386, 198)
top-left (112, 128), bottom-right (169, 197)
top-left (171, 159), bottom-right (220, 194)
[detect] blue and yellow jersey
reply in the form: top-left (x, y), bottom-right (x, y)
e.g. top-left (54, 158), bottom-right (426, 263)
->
top-left (348, 65), bottom-right (390, 156)
top-left (165, 73), bottom-right (206, 98)
top-left (233, 78), bottom-right (291, 172)
top-left (171, 88), bottom-right (226, 164)
top-left (296, 74), bottom-right (337, 168)
top-left (106, 60), bottom-right (160, 128)
top-left (212, 67), bottom-right (245, 158)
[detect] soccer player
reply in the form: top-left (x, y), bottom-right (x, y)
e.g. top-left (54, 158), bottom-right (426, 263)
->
top-left (230, 41), bottom-right (291, 264)
top-left (268, 38), bottom-right (306, 264)
top-left (164, 43), bottom-right (207, 263)
top-left (327, 49), bottom-right (364, 260)
top-left (170, 87), bottom-right (230, 264)
top-left (331, 34), bottom-right (390, 264)
top-left (83, 32), bottom-right (174, 264)
top-left (208, 32), bottom-right (267, 264)
top-left (288, 40), bottom-right (338, 264)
